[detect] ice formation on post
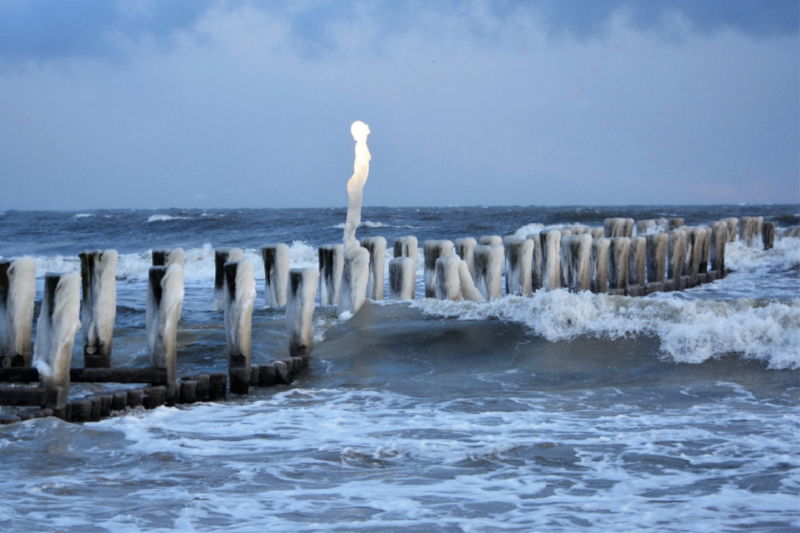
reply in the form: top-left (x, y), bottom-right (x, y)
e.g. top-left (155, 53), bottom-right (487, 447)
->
top-left (79, 250), bottom-right (118, 368)
top-left (725, 218), bottom-right (739, 243)
top-left (763, 222), bottom-right (776, 251)
top-left (262, 243), bottom-right (290, 307)
top-left (541, 230), bottom-right (563, 291)
top-left (424, 240), bottom-right (454, 298)
top-left (435, 255), bottom-right (463, 301)
top-left (360, 236), bottom-right (386, 300)
top-left (32, 272), bottom-right (81, 414)
top-left (147, 264), bottom-right (184, 402)
top-left (561, 234), bottom-right (592, 292)
top-left (389, 258), bottom-right (415, 300)
top-left (479, 236), bottom-right (503, 246)
top-left (668, 218), bottom-right (685, 230)
top-left (739, 216), bottom-right (758, 247)
top-left (590, 238), bottom-right (610, 293)
top-left (286, 268), bottom-right (319, 362)
top-left (337, 120), bottom-right (372, 316)
top-left (708, 221), bottom-right (728, 274)
top-left (608, 237), bottom-right (630, 291)
top-left (393, 237), bottom-right (419, 295)
top-left (319, 244), bottom-right (344, 306)
top-left (152, 248), bottom-right (185, 267)
top-left (506, 238), bottom-right (533, 296)
top-left (589, 227), bottom-right (605, 239)
top-left (628, 236), bottom-right (647, 288)
top-left (473, 245), bottom-right (503, 300)
top-left (699, 228), bottom-right (712, 274)
top-left (635, 220), bottom-right (656, 235)
top-left (667, 229), bottom-right (687, 290)
top-left (684, 228), bottom-right (706, 285)
top-left (213, 248), bottom-right (243, 310)
top-left (525, 233), bottom-right (543, 291)
top-left (454, 237), bottom-right (477, 279)
top-left (646, 233), bottom-right (668, 285)
top-left (0, 257), bottom-right (36, 368)
top-left (224, 259), bottom-right (256, 395)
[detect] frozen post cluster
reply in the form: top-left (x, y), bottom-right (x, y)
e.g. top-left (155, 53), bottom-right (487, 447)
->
top-left (338, 121), bottom-right (372, 316)
top-left (32, 273), bottom-right (81, 417)
top-left (79, 250), bottom-right (118, 368)
top-left (223, 259), bottom-right (256, 395)
top-left (286, 268), bottom-right (319, 364)
top-left (262, 244), bottom-right (290, 307)
top-left (147, 264), bottom-right (184, 403)
top-left (0, 257), bottom-right (36, 368)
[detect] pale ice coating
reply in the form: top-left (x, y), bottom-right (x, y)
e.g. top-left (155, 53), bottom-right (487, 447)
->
top-left (286, 268), bottom-right (319, 358)
top-left (1, 257), bottom-right (36, 365)
top-left (33, 273), bottom-right (81, 389)
top-left (343, 120), bottom-right (371, 253)
top-left (224, 259), bottom-right (256, 361)
top-left (80, 249), bottom-right (118, 365)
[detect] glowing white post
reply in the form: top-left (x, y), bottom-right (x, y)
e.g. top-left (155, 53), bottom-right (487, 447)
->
top-left (0, 257), bottom-right (36, 368)
top-left (32, 272), bottom-right (81, 414)
top-left (360, 236), bottom-right (386, 300)
top-left (224, 259), bottom-right (256, 394)
top-left (319, 244), bottom-right (344, 306)
top-left (506, 238), bottom-right (533, 296)
top-left (79, 250), bottom-right (118, 368)
top-left (214, 248), bottom-right (243, 310)
top-left (262, 243), bottom-right (290, 307)
top-left (590, 238), bottom-right (610, 293)
top-left (424, 240), bottom-right (454, 298)
top-left (286, 268), bottom-right (319, 363)
top-left (454, 237), bottom-right (477, 279)
top-left (147, 264), bottom-right (184, 403)
top-left (389, 258), bottom-right (415, 300)
top-left (561, 234), bottom-right (592, 292)
top-left (473, 245), bottom-right (504, 300)
top-left (338, 120), bottom-right (372, 316)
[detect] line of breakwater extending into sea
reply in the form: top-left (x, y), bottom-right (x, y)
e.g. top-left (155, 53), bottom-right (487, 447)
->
top-left (0, 214), bottom-right (794, 425)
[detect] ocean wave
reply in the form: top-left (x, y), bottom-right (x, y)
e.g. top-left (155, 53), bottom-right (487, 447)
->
top-left (409, 291), bottom-right (800, 370)
top-left (74, 213), bottom-right (94, 218)
top-left (331, 220), bottom-right (392, 229)
top-left (147, 214), bottom-right (189, 223)
top-left (726, 237), bottom-right (800, 273)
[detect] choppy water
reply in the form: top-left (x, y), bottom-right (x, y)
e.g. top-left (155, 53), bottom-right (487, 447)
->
top-left (0, 205), bottom-right (798, 532)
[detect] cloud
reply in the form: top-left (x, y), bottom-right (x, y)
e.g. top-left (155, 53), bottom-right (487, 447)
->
top-left (0, 0), bottom-right (796, 64)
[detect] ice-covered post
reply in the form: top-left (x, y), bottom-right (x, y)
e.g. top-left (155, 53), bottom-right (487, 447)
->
top-left (628, 236), bottom-right (646, 290)
top-left (224, 260), bottom-right (256, 395)
top-left (32, 273), bottom-right (81, 416)
top-left (262, 244), bottom-right (290, 307)
top-left (525, 233), bottom-right (543, 291)
top-left (388, 258), bottom-right (415, 300)
top-left (360, 236), bottom-right (386, 300)
top-left (435, 255), bottom-right (462, 301)
top-left (763, 222), bottom-right (776, 251)
top-left (286, 268), bottom-right (319, 365)
top-left (541, 230), bottom-right (563, 290)
top-left (423, 240), bottom-right (454, 298)
top-left (668, 218), bottom-right (685, 230)
top-left (506, 238), bottom-right (533, 296)
top-left (319, 244), bottom-right (344, 306)
top-left (79, 250), bottom-right (118, 368)
top-left (725, 218), bottom-right (739, 243)
top-left (473, 245), bottom-right (503, 300)
top-left (214, 248), bottom-right (243, 310)
top-left (699, 227), bottom-right (711, 276)
top-left (590, 238), bottom-right (610, 293)
top-left (708, 221), bottom-right (728, 276)
top-left (479, 236), bottom-right (503, 246)
top-left (337, 120), bottom-right (372, 316)
top-left (685, 227), bottom-right (706, 286)
top-left (454, 237), bottom-right (477, 279)
top-left (589, 227), bottom-right (605, 239)
top-left (608, 237), bottom-right (630, 293)
top-left (645, 233), bottom-right (668, 292)
top-left (635, 220), bottom-right (656, 235)
top-left (152, 248), bottom-right (185, 267)
top-left (739, 216), bottom-right (757, 246)
top-left (561, 234), bottom-right (592, 292)
top-left (0, 257), bottom-right (35, 368)
top-left (667, 230), bottom-right (686, 291)
top-left (147, 264), bottom-right (184, 403)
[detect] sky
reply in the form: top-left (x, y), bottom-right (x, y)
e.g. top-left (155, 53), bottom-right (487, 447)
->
top-left (0, 0), bottom-right (797, 210)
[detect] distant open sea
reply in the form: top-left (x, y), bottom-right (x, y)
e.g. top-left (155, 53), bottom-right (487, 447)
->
top-left (0, 204), bottom-right (798, 532)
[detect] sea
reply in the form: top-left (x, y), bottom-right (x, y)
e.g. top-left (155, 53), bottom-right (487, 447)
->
top-left (0, 205), bottom-right (798, 533)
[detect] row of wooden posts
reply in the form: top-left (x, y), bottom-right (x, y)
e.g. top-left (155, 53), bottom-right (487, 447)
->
top-left (0, 215), bottom-right (777, 424)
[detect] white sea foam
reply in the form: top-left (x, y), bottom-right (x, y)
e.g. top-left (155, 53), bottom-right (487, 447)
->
top-left (726, 237), bottom-right (800, 272)
top-left (410, 290), bottom-right (800, 369)
top-left (147, 214), bottom-right (189, 223)
top-left (332, 220), bottom-right (392, 229)
top-left (73, 213), bottom-right (94, 218)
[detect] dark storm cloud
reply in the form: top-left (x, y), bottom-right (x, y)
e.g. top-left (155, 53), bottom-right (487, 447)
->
top-left (0, 0), bottom-right (796, 63)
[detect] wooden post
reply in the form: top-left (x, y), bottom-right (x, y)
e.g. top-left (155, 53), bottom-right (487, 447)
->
top-left (454, 237), bottom-right (478, 279)
top-left (147, 264), bottom-right (183, 404)
top-left (389, 258), bottom-right (415, 300)
top-left (667, 230), bottom-right (686, 291)
top-left (590, 238), bottom-right (610, 294)
top-left (360, 236), bottom-right (386, 301)
top-left (261, 244), bottom-right (290, 307)
top-left (0, 257), bottom-right (35, 368)
top-left (473, 245), bottom-right (504, 300)
top-left (506, 238), bottom-right (533, 296)
top-left (608, 237), bottom-right (630, 293)
top-left (423, 240), bottom-right (454, 298)
top-left (214, 248), bottom-right (243, 310)
top-left (224, 260), bottom-right (255, 395)
top-left (318, 244), bottom-right (344, 306)
top-left (286, 268), bottom-right (319, 365)
top-left (79, 250), bottom-right (118, 368)
top-left (561, 234), bottom-right (592, 292)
